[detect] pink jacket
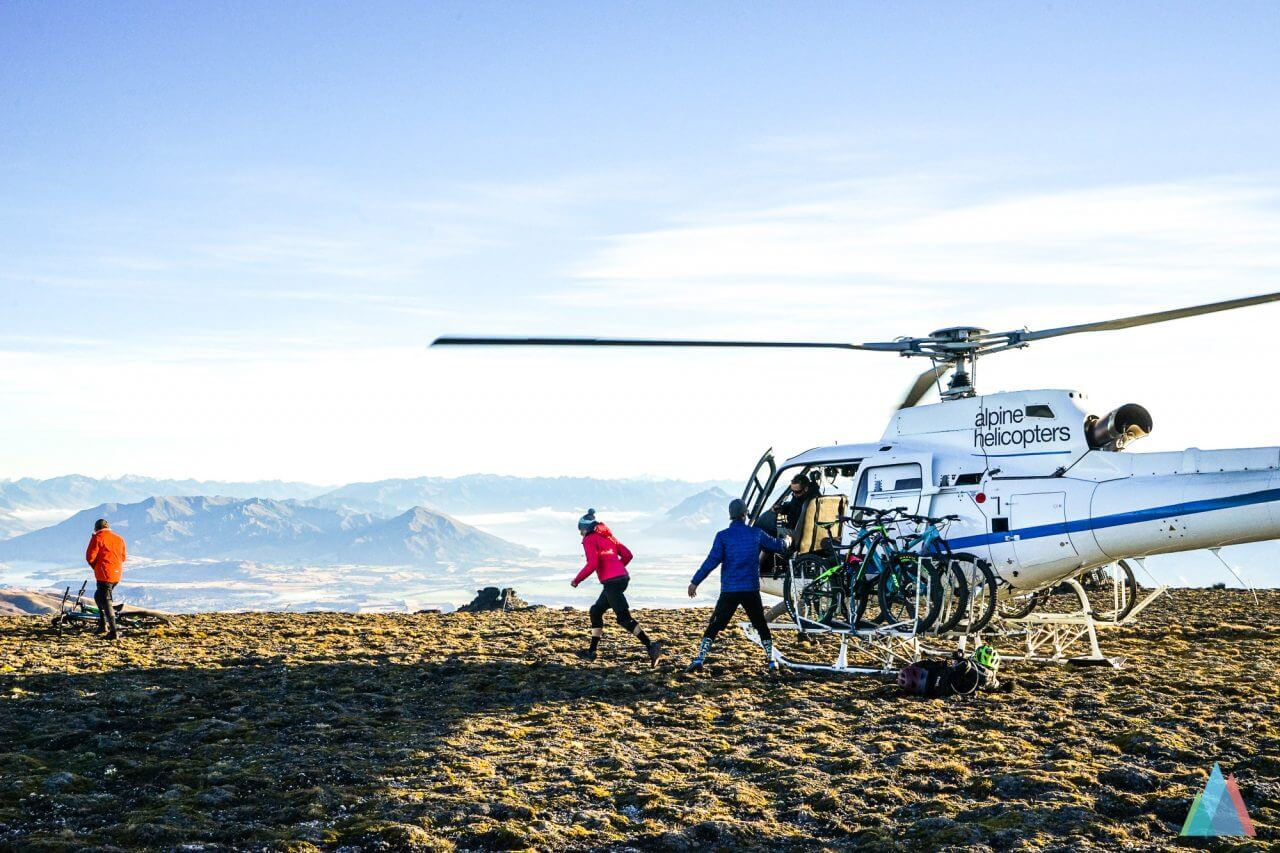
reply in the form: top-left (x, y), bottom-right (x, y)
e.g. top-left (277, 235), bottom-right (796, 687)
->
top-left (573, 528), bottom-right (633, 586)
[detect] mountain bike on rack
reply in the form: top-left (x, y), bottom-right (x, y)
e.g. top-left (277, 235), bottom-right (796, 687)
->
top-left (882, 512), bottom-right (999, 635)
top-left (782, 505), bottom-right (902, 633)
top-left (876, 511), bottom-right (955, 633)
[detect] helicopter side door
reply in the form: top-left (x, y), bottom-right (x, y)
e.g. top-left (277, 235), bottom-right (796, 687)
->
top-left (742, 448), bottom-right (776, 522)
top-left (1008, 491), bottom-right (1081, 583)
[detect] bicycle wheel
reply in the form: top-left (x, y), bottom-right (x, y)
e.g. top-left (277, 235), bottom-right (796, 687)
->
top-left (842, 554), bottom-right (874, 628)
top-left (858, 534), bottom-right (895, 624)
top-left (784, 553), bottom-right (842, 629)
top-left (997, 588), bottom-right (1043, 619)
top-left (930, 554), bottom-right (971, 635)
top-left (947, 553), bottom-right (997, 634)
top-left (1080, 560), bottom-right (1139, 623)
top-left (911, 538), bottom-right (963, 634)
top-left (877, 549), bottom-right (943, 633)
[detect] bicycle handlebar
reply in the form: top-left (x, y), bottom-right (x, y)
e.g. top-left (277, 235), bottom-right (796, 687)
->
top-left (843, 508), bottom-right (960, 526)
top-left (899, 512), bottom-right (960, 525)
top-left (847, 505), bottom-right (907, 518)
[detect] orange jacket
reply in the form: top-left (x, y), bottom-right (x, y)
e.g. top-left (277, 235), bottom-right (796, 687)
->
top-left (85, 529), bottom-right (127, 583)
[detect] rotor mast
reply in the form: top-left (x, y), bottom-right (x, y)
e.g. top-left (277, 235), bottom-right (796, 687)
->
top-left (900, 326), bottom-right (993, 400)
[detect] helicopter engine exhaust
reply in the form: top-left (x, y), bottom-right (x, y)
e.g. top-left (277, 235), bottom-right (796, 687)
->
top-left (1086, 404), bottom-right (1153, 451)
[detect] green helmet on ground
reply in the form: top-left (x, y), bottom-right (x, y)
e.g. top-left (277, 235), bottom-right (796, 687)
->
top-left (973, 644), bottom-right (1001, 671)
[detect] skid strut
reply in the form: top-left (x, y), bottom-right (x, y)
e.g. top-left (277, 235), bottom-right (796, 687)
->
top-left (740, 622), bottom-right (915, 675)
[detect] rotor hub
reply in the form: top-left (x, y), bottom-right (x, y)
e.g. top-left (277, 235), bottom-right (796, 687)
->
top-left (928, 326), bottom-right (988, 344)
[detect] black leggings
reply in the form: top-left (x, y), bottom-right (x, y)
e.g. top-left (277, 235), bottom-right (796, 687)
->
top-left (703, 590), bottom-right (771, 642)
top-left (94, 581), bottom-right (118, 633)
top-left (589, 577), bottom-right (637, 631)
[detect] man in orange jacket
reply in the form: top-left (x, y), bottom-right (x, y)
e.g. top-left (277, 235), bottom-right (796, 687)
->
top-left (85, 518), bottom-right (127, 640)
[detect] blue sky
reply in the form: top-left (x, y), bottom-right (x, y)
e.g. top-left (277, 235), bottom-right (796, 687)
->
top-left (2, 1), bottom-right (1279, 484)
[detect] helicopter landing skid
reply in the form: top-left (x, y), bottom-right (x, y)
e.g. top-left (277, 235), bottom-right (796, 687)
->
top-left (741, 578), bottom-right (1163, 674)
top-left (975, 578), bottom-right (1168, 668)
top-left (975, 610), bottom-right (1123, 668)
top-left (739, 620), bottom-right (929, 676)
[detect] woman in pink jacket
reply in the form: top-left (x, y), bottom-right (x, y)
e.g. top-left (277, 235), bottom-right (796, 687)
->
top-left (570, 509), bottom-right (662, 665)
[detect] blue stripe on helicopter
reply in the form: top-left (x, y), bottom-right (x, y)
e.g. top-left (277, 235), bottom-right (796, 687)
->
top-left (970, 451), bottom-right (1074, 458)
top-left (947, 486), bottom-right (1280, 550)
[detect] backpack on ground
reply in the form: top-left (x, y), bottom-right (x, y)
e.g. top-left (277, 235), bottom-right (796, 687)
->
top-left (897, 658), bottom-right (954, 697)
top-left (898, 647), bottom-right (1001, 697)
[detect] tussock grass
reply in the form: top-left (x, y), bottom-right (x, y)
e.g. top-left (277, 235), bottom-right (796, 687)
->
top-left (0, 590), bottom-right (1277, 850)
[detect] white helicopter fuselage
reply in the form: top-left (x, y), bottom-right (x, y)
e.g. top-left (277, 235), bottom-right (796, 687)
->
top-left (757, 389), bottom-right (1280, 593)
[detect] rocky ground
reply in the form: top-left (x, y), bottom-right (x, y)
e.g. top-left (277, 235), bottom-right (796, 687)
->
top-left (1, 589), bottom-right (1277, 851)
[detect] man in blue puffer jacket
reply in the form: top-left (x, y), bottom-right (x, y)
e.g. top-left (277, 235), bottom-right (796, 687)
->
top-left (686, 498), bottom-right (789, 674)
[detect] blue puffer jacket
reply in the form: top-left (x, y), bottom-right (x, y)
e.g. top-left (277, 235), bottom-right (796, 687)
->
top-left (691, 519), bottom-right (787, 593)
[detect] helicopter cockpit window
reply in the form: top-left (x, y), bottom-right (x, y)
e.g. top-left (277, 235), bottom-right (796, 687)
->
top-left (854, 462), bottom-right (923, 514)
top-left (1025, 404), bottom-right (1054, 418)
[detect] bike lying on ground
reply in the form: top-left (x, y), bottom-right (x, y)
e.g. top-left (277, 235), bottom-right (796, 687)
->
top-left (50, 581), bottom-right (171, 634)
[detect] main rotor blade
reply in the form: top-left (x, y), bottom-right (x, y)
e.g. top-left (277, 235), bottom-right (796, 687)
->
top-left (433, 335), bottom-right (901, 351)
top-left (898, 363), bottom-right (954, 409)
top-left (1015, 291), bottom-right (1280, 343)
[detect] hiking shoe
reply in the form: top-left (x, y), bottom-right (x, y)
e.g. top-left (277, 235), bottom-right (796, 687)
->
top-left (104, 631), bottom-right (120, 642)
top-left (647, 641), bottom-right (663, 667)
top-left (684, 659), bottom-right (704, 674)
top-left (573, 648), bottom-right (597, 662)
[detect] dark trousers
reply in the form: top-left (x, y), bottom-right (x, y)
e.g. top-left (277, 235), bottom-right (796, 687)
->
top-left (703, 590), bottom-right (771, 642)
top-left (94, 581), bottom-right (118, 634)
top-left (589, 576), bottom-right (638, 631)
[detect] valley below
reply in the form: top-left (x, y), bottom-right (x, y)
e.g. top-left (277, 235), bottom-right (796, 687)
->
top-left (2, 552), bottom-right (707, 614)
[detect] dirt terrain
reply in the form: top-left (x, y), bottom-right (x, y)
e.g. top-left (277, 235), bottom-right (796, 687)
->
top-left (1, 589), bottom-right (1277, 851)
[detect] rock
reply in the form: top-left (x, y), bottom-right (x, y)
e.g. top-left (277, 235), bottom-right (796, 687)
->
top-left (456, 587), bottom-right (531, 613)
top-left (42, 771), bottom-right (80, 793)
top-left (1099, 766), bottom-right (1156, 793)
top-left (415, 609), bottom-right (442, 615)
top-left (994, 774), bottom-right (1029, 798)
top-left (906, 816), bottom-right (985, 845)
top-left (195, 786), bottom-right (236, 806)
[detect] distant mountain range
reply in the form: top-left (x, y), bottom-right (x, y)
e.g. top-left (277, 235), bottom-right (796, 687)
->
top-left (0, 496), bottom-right (534, 566)
top-left (643, 487), bottom-right (732, 545)
top-left (0, 586), bottom-right (67, 616)
top-left (0, 512), bottom-right (26, 540)
top-left (0, 474), bottom-right (736, 521)
top-left (308, 475), bottom-right (736, 517)
top-left (0, 475), bottom-right (332, 511)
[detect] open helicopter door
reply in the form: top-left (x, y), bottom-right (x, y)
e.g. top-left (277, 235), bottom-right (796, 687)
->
top-left (742, 448), bottom-right (776, 522)
top-left (854, 462), bottom-right (923, 515)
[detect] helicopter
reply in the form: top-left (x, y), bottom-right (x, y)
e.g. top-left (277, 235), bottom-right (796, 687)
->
top-left (433, 291), bottom-right (1280, 669)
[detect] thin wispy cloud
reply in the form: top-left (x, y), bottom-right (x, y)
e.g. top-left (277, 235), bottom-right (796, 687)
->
top-left (569, 176), bottom-right (1280, 299)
